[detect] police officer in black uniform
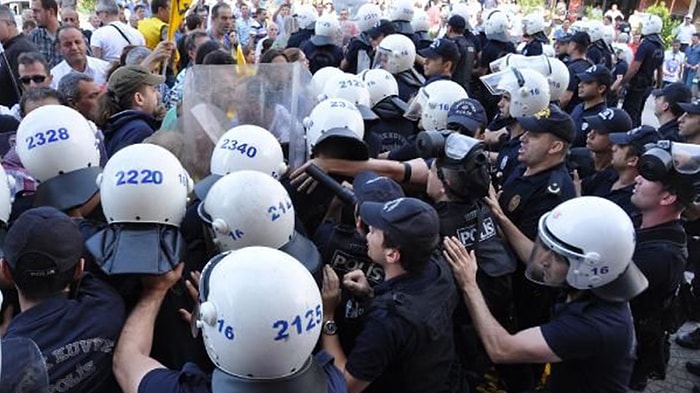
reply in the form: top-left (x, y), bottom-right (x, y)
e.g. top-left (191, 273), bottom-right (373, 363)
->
top-left (615, 14), bottom-right (665, 127)
top-left (627, 142), bottom-right (697, 390)
top-left (489, 104), bottom-right (577, 392)
top-left (561, 32), bottom-right (593, 113)
top-left (418, 37), bottom-right (460, 84)
top-left (422, 129), bottom-right (517, 389)
top-left (444, 15), bottom-right (474, 92)
top-left (651, 82), bottom-right (692, 142)
top-left (569, 64), bottom-right (612, 147)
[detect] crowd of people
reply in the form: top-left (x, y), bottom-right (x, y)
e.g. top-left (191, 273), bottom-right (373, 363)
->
top-left (2, 0), bottom-right (700, 393)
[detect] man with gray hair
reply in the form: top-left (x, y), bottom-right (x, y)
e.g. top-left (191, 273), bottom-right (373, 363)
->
top-left (57, 72), bottom-right (100, 122)
top-left (91, 0), bottom-right (145, 62)
top-left (0, 5), bottom-right (38, 107)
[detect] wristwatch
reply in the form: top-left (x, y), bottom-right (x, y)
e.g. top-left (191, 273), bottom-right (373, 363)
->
top-left (322, 320), bottom-right (338, 336)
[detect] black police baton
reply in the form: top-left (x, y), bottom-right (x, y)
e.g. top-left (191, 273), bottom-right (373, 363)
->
top-left (305, 164), bottom-right (358, 206)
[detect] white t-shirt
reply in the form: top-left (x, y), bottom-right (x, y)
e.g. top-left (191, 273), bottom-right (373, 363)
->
top-left (91, 21), bottom-right (146, 62)
top-left (663, 50), bottom-right (685, 83)
top-left (50, 56), bottom-right (111, 88)
top-left (677, 23), bottom-right (697, 45)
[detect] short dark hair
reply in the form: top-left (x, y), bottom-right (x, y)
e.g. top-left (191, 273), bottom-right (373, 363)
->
top-left (151, 0), bottom-right (168, 15)
top-left (260, 48), bottom-right (288, 63)
top-left (211, 3), bottom-right (231, 19)
top-left (382, 230), bottom-right (433, 273)
top-left (255, 7), bottom-right (266, 16)
top-left (57, 72), bottom-right (94, 102)
top-left (37, 0), bottom-right (58, 15)
top-left (18, 52), bottom-right (50, 74)
top-left (134, 3), bottom-right (145, 11)
top-left (185, 30), bottom-right (209, 52)
top-left (283, 47), bottom-right (303, 62)
top-left (195, 40), bottom-right (222, 64)
top-left (203, 50), bottom-right (235, 64)
top-left (185, 13), bottom-right (202, 30)
top-left (19, 87), bottom-right (66, 117)
top-left (23, 20), bottom-right (36, 30)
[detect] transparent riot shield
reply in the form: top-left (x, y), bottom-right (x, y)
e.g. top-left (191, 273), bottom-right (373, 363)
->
top-left (0, 337), bottom-right (49, 393)
top-left (181, 62), bottom-right (314, 180)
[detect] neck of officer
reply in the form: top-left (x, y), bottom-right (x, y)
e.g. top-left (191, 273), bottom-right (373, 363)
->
top-left (383, 262), bottom-right (408, 281)
top-left (508, 121), bottom-right (525, 139)
top-left (525, 155), bottom-right (564, 176)
top-left (685, 132), bottom-right (700, 145)
top-left (17, 288), bottom-right (67, 312)
top-left (569, 50), bottom-right (585, 61)
top-left (657, 111), bottom-right (677, 127)
top-left (592, 149), bottom-right (612, 171)
top-left (613, 167), bottom-right (637, 190)
top-left (584, 95), bottom-right (605, 110)
top-left (640, 206), bottom-right (682, 229)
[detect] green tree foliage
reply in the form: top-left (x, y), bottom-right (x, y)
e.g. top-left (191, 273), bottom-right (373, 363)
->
top-left (78, 0), bottom-right (97, 14)
top-left (646, 2), bottom-right (681, 48)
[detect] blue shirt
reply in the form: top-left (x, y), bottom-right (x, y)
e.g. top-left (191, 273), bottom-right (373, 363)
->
top-left (138, 351), bottom-right (346, 393)
top-left (686, 43), bottom-right (700, 66)
top-left (5, 274), bottom-right (126, 393)
top-left (541, 296), bottom-right (636, 393)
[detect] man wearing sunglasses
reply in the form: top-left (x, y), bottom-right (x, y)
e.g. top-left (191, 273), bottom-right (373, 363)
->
top-left (0, 5), bottom-right (37, 108)
top-left (0, 51), bottom-right (53, 119)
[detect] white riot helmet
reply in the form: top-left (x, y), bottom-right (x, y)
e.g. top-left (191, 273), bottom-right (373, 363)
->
top-left (99, 144), bottom-right (193, 226)
top-left (522, 13), bottom-right (545, 36)
top-left (489, 54), bottom-right (569, 102)
top-left (480, 67), bottom-right (550, 117)
top-left (408, 80), bottom-right (469, 131)
top-left (16, 105), bottom-right (100, 183)
top-left (320, 73), bottom-right (378, 120)
top-left (294, 4), bottom-right (317, 29)
top-left (16, 105), bottom-right (102, 211)
top-left (199, 171), bottom-right (294, 250)
top-left (484, 10), bottom-right (510, 42)
top-left (356, 3), bottom-right (382, 33)
top-left (311, 13), bottom-right (340, 46)
top-left (194, 125), bottom-right (288, 200)
top-left (602, 25), bottom-right (615, 45)
top-left (642, 14), bottom-right (662, 36)
top-left (451, 3), bottom-right (471, 29)
top-left (587, 20), bottom-right (605, 42)
top-left (310, 67), bottom-right (345, 102)
top-left (303, 98), bottom-right (368, 159)
top-left (361, 68), bottom-right (400, 107)
top-left (389, 0), bottom-right (414, 22)
top-left (0, 166), bottom-right (13, 226)
top-left (375, 34), bottom-right (416, 74)
top-left (197, 247), bottom-right (322, 379)
top-left (412, 9), bottom-right (430, 32)
top-left (570, 20), bottom-right (588, 33)
top-left (527, 196), bottom-right (647, 302)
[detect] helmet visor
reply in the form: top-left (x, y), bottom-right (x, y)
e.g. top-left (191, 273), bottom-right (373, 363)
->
top-left (404, 86), bottom-right (428, 121)
top-left (480, 68), bottom-right (525, 96)
top-left (672, 142), bottom-right (700, 175)
top-left (373, 49), bottom-right (390, 72)
top-left (525, 235), bottom-right (570, 288)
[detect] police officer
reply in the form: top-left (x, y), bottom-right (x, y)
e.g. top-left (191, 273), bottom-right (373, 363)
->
top-left (587, 20), bottom-right (614, 69)
top-left (340, 3), bottom-right (380, 74)
top-left (375, 34), bottom-right (423, 102)
top-left (520, 13), bottom-right (549, 56)
top-left (570, 65), bottom-right (612, 147)
top-left (423, 131), bottom-right (517, 388)
top-left (627, 141), bottom-right (698, 390)
top-left (487, 104), bottom-right (576, 392)
top-left (320, 197), bottom-right (458, 393)
top-left (300, 13), bottom-right (343, 74)
top-left (411, 9), bottom-right (432, 52)
top-left (579, 108), bottom-right (634, 198)
top-left (560, 31), bottom-right (594, 112)
top-left (362, 69), bottom-right (418, 154)
top-left (387, 0), bottom-right (415, 41)
top-left (113, 247), bottom-right (347, 393)
top-left (418, 38), bottom-right (460, 84)
top-left (477, 10), bottom-right (516, 120)
top-left (313, 171), bottom-right (404, 354)
top-left (651, 82), bottom-right (692, 141)
top-left (614, 14), bottom-right (665, 127)
top-left (605, 125), bottom-right (660, 217)
top-left (287, 4), bottom-right (316, 49)
top-left (445, 196), bottom-right (648, 393)
top-left (444, 15), bottom-right (474, 91)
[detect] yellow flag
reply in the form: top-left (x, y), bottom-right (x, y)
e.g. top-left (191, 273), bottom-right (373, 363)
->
top-left (236, 44), bottom-right (246, 66)
top-left (167, 0), bottom-right (191, 41)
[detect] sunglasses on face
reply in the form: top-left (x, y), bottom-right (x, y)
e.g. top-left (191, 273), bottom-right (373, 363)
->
top-left (19, 75), bottom-right (47, 85)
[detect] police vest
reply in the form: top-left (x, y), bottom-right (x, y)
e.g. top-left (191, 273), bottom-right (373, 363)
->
top-left (371, 256), bottom-right (458, 393)
top-left (210, 355), bottom-right (327, 393)
top-left (450, 35), bottom-right (474, 92)
top-left (436, 201), bottom-right (517, 277)
top-left (138, 17), bottom-right (167, 50)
